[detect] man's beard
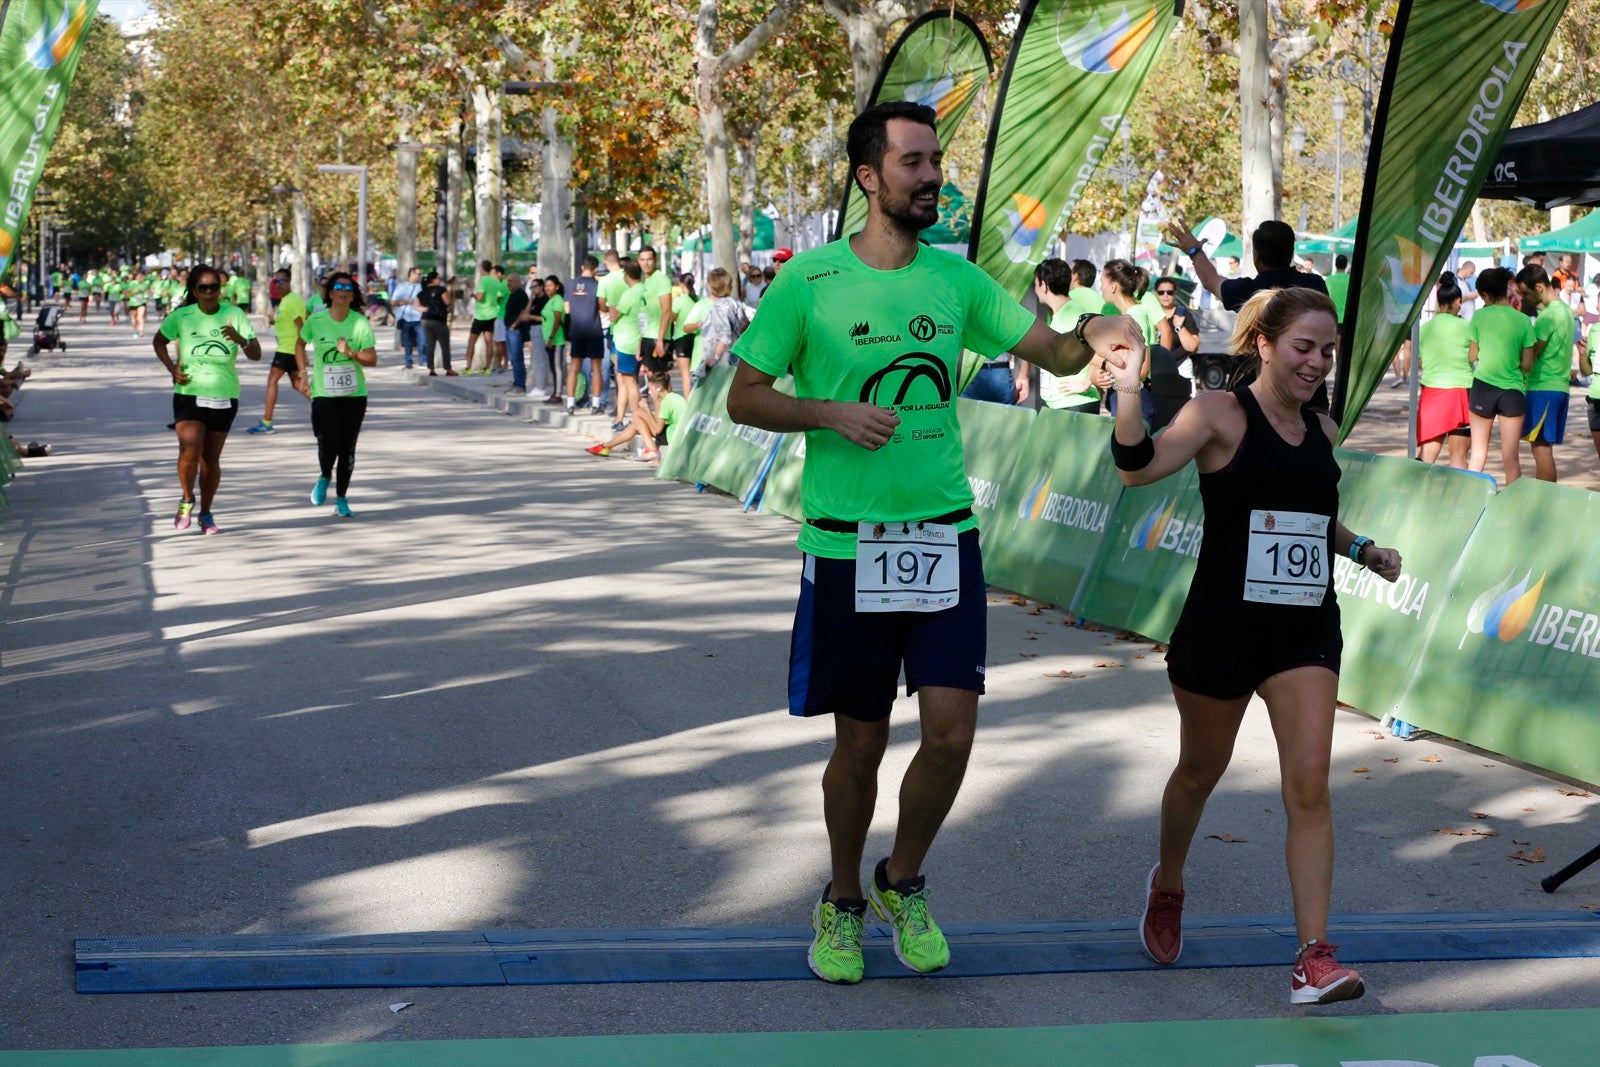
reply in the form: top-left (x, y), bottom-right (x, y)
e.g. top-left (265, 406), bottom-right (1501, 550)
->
top-left (880, 183), bottom-right (940, 236)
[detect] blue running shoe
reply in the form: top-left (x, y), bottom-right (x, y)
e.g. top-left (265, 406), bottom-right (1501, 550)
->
top-left (246, 421), bottom-right (275, 435)
top-left (310, 478), bottom-right (329, 506)
top-left (334, 497), bottom-right (353, 518)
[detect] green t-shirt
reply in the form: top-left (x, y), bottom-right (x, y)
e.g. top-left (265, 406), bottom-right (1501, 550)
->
top-left (1588, 325), bottom-right (1600, 400)
top-left (638, 269), bottom-right (671, 340)
top-left (1128, 300), bottom-right (1162, 351)
top-left (167, 278), bottom-right (184, 305)
top-left (1039, 303), bottom-right (1099, 409)
top-left (1527, 298), bottom-right (1576, 393)
top-left (1066, 285), bottom-right (1116, 323)
top-left (225, 275), bottom-right (251, 308)
top-left (1469, 305), bottom-right (1535, 392)
top-left (668, 291), bottom-right (695, 341)
top-left (734, 240), bottom-right (1035, 560)
top-left (50, 271), bottom-right (62, 290)
top-left (124, 280), bottom-right (148, 308)
top-left (611, 283), bottom-right (646, 355)
top-left (596, 270), bottom-right (627, 322)
top-left (473, 275), bottom-right (507, 320)
top-left (160, 303), bottom-right (256, 399)
top-left (658, 390), bottom-right (687, 435)
top-left (274, 292), bottom-right (308, 354)
top-left (300, 309), bottom-right (376, 399)
top-left (1419, 312), bottom-right (1472, 390)
top-left (543, 294), bottom-right (566, 345)
top-left (1324, 272), bottom-right (1351, 322)
top-left (683, 296), bottom-right (712, 370)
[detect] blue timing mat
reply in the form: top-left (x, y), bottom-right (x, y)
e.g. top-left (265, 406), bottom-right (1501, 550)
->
top-left (75, 910), bottom-right (1600, 994)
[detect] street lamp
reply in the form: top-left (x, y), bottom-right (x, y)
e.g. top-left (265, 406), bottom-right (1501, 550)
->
top-left (317, 163), bottom-right (368, 292)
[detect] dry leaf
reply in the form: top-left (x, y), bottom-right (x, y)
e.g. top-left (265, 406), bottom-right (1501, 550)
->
top-left (1435, 827), bottom-right (1498, 837)
top-left (1042, 670), bottom-right (1083, 679)
top-left (1581, 904), bottom-right (1600, 911)
top-left (1557, 789), bottom-right (1592, 798)
top-left (1483, 763), bottom-right (1497, 768)
top-left (1026, 635), bottom-right (1038, 641)
top-left (1149, 643), bottom-right (1167, 652)
top-left (1509, 846), bottom-right (1546, 864)
top-left (1384, 758), bottom-right (1400, 763)
top-left (1093, 660), bottom-right (1121, 668)
top-left (1083, 623), bottom-right (1104, 632)
top-left (1135, 653), bottom-right (1146, 659)
top-left (1208, 833), bottom-right (1248, 843)
top-left (1418, 754), bottom-right (1442, 763)
top-left (1470, 812), bottom-right (1490, 819)
top-left (1102, 641), bottom-right (1115, 646)
top-left (1522, 807), bottom-right (1536, 813)
top-left (1352, 767), bottom-right (1370, 774)
top-left (1364, 729), bottom-right (1386, 739)
top-left (1017, 652), bottom-right (1039, 659)
top-left (1513, 839), bottom-right (1531, 846)
top-left (1027, 605), bottom-right (1044, 615)
top-left (1007, 595), bottom-right (1027, 606)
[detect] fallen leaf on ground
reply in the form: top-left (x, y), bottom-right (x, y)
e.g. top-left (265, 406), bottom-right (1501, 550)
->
top-left (1007, 595), bottom-right (1027, 606)
top-left (1522, 807), bottom-right (1537, 813)
top-left (1510, 846), bottom-right (1546, 863)
top-left (1018, 652), bottom-right (1038, 658)
top-left (1383, 758), bottom-right (1400, 763)
top-left (1435, 827), bottom-right (1498, 837)
top-left (1470, 812), bottom-right (1490, 819)
top-left (1557, 789), bottom-right (1592, 797)
top-left (1418, 754), bottom-right (1442, 763)
top-left (1042, 670), bottom-right (1083, 679)
top-left (1026, 635), bottom-right (1038, 641)
top-left (1513, 839), bottom-right (1531, 845)
top-left (1149, 643), bottom-right (1167, 652)
top-left (1352, 767), bottom-right (1370, 774)
top-left (1483, 763), bottom-right (1497, 768)
top-left (1135, 653), bottom-right (1146, 659)
top-left (1102, 641), bottom-right (1115, 646)
top-left (1093, 660), bottom-right (1121, 668)
top-left (1027, 605), bottom-right (1044, 615)
top-left (1364, 729), bottom-right (1386, 738)
top-left (1581, 904), bottom-right (1600, 911)
top-left (1208, 833), bottom-right (1248, 843)
top-left (1083, 623), bottom-right (1104, 632)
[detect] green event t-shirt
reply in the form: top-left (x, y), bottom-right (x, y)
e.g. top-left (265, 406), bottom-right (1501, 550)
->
top-left (160, 303), bottom-right (256, 399)
top-left (1324, 272), bottom-right (1351, 323)
top-left (596, 270), bottom-right (627, 322)
top-left (1588, 325), bottom-right (1600, 400)
top-left (1038, 302), bottom-right (1099, 409)
top-left (1128, 300), bottom-right (1162, 351)
top-left (733, 240), bottom-right (1036, 560)
top-left (658, 390), bottom-right (687, 435)
top-left (1469, 305), bottom-right (1535, 392)
top-left (124, 280), bottom-right (148, 308)
top-left (473, 275), bottom-right (507, 320)
top-left (543, 294), bottom-right (566, 345)
top-left (224, 275), bottom-right (251, 308)
top-left (1419, 312), bottom-right (1472, 390)
top-left (300, 308), bottom-right (376, 399)
top-left (611, 283), bottom-right (646, 355)
top-left (106, 280), bottom-right (124, 302)
top-left (668, 291), bottom-right (695, 341)
top-left (274, 291), bottom-right (308, 354)
top-left (1528, 298), bottom-right (1576, 393)
top-left (1066, 285), bottom-right (1116, 323)
top-left (683, 296), bottom-right (712, 370)
top-left (638, 269), bottom-right (672, 340)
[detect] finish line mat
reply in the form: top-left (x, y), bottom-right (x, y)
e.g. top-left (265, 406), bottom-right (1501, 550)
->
top-left (5, 1010), bottom-right (1600, 1066)
top-left (75, 910), bottom-right (1600, 994)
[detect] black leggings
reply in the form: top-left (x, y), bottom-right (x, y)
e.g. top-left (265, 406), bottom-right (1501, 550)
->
top-left (311, 396), bottom-right (367, 497)
top-left (422, 319), bottom-right (451, 370)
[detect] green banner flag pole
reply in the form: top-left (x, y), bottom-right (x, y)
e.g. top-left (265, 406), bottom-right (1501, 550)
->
top-left (1333, 0), bottom-right (1568, 438)
top-left (0, 0), bottom-right (99, 281)
top-left (967, 0), bottom-right (1177, 298)
top-left (834, 9), bottom-right (993, 242)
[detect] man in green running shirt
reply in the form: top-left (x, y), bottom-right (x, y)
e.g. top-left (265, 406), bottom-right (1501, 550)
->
top-left (727, 100), bottom-right (1139, 986)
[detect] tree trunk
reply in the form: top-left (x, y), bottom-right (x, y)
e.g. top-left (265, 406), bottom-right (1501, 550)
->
top-left (1269, 75), bottom-right (1287, 221)
top-left (737, 122), bottom-right (762, 268)
top-left (1237, 1), bottom-right (1276, 262)
top-left (822, 1), bottom-right (935, 113)
top-left (696, 55), bottom-right (739, 279)
top-left (396, 140), bottom-right (420, 278)
top-left (254, 220), bottom-right (270, 317)
top-left (472, 83), bottom-right (504, 268)
top-left (540, 113), bottom-right (574, 282)
top-left (445, 118), bottom-right (464, 282)
top-left (292, 191), bottom-right (312, 296)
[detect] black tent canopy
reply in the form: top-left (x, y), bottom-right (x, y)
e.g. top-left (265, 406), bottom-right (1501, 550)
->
top-left (1481, 99), bottom-right (1600, 209)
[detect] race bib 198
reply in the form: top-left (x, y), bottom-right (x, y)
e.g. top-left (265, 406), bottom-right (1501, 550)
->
top-left (854, 521), bottom-right (959, 613)
top-left (1244, 509), bottom-right (1328, 606)
top-left (322, 364), bottom-right (359, 396)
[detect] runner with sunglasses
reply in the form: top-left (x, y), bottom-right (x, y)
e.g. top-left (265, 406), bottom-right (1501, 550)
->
top-left (153, 265), bottom-right (262, 534)
top-left (295, 272), bottom-right (378, 517)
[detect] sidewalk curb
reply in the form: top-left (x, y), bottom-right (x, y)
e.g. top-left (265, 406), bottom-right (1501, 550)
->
top-left (408, 370), bottom-right (617, 440)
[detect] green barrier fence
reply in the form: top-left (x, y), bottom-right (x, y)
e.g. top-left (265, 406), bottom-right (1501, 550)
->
top-left (758, 431), bottom-right (807, 522)
top-left (656, 366), bottom-right (782, 499)
top-left (1071, 465), bottom-right (1204, 641)
top-left (1328, 452), bottom-right (1495, 717)
top-left (954, 398), bottom-right (1036, 549)
top-left (980, 407), bottom-right (1122, 608)
top-left (1395, 477), bottom-right (1600, 784)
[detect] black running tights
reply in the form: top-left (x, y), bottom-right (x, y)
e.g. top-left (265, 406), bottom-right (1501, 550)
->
top-left (311, 396), bottom-right (367, 497)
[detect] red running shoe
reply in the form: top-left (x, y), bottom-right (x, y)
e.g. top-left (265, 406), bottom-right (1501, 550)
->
top-left (585, 443), bottom-right (610, 456)
top-left (1140, 863), bottom-right (1183, 965)
top-left (1290, 940), bottom-right (1364, 1004)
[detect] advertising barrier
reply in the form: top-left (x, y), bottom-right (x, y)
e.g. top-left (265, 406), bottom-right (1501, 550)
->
top-left (955, 397), bottom-right (1037, 547)
top-left (656, 366), bottom-right (781, 499)
top-left (757, 432), bottom-right (806, 522)
top-left (1071, 466), bottom-right (1203, 640)
top-left (1395, 478), bottom-right (1600, 784)
top-left (1329, 452), bottom-right (1495, 716)
top-left (980, 407), bottom-right (1121, 608)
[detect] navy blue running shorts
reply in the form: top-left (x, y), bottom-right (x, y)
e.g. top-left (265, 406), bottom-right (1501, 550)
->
top-left (788, 528), bottom-right (986, 721)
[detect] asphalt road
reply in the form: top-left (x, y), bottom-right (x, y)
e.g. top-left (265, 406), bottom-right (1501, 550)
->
top-left (1, 313), bottom-right (1597, 1053)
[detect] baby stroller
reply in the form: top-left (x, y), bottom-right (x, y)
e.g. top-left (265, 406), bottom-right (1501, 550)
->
top-left (30, 305), bottom-right (65, 355)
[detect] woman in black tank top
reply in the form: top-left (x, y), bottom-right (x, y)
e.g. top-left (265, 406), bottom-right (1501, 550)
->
top-left (1106, 287), bottom-right (1404, 1005)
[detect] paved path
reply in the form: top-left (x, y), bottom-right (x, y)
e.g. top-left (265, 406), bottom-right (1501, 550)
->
top-left (1, 312), bottom-right (1597, 1057)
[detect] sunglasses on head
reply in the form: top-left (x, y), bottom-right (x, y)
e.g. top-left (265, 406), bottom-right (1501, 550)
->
top-left (331, 282), bottom-right (356, 292)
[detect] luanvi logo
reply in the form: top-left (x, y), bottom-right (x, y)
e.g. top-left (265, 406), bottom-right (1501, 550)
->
top-left (850, 321), bottom-right (870, 338)
top-left (859, 353), bottom-right (951, 406)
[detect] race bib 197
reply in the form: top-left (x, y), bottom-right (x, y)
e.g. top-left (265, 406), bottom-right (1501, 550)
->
top-left (854, 521), bottom-right (959, 613)
top-left (1244, 509), bottom-right (1328, 606)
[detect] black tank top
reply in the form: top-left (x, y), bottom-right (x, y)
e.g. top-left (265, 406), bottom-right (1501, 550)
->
top-left (1174, 386), bottom-right (1341, 638)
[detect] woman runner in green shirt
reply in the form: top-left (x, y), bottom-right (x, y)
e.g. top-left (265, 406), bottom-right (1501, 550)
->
top-left (294, 272), bottom-right (378, 517)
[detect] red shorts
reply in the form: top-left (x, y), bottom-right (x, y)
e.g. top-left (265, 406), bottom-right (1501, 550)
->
top-left (1418, 385), bottom-right (1470, 442)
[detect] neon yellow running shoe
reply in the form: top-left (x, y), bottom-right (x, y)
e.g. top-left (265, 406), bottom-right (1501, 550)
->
top-left (808, 894), bottom-right (866, 984)
top-left (868, 861), bottom-right (950, 974)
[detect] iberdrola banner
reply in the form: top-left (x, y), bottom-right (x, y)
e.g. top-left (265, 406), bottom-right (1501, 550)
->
top-left (835, 9), bottom-right (993, 240)
top-left (1334, 0), bottom-right (1567, 438)
top-left (0, 0), bottom-right (98, 280)
top-left (968, 0), bottom-right (1176, 299)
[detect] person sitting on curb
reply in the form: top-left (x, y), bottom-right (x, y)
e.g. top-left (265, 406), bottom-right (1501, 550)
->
top-left (584, 370), bottom-right (684, 461)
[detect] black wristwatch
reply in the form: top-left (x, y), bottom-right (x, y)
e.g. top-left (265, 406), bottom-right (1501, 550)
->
top-left (1074, 312), bottom-right (1101, 347)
